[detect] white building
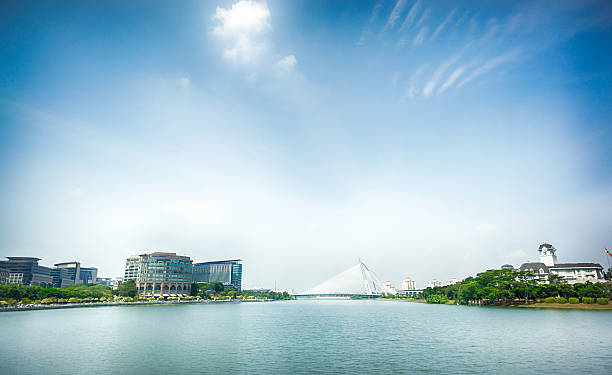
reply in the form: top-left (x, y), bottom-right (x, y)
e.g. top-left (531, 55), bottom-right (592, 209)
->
top-left (401, 277), bottom-right (416, 291)
top-left (427, 279), bottom-right (442, 288)
top-left (442, 278), bottom-right (459, 287)
top-left (517, 244), bottom-right (605, 284)
top-left (382, 281), bottom-right (399, 296)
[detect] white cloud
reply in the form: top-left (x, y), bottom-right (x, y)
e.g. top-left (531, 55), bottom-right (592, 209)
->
top-left (212, 0), bottom-right (271, 63)
top-left (430, 8), bottom-right (457, 41)
top-left (422, 54), bottom-right (460, 97)
top-left (400, 65), bottom-right (427, 101)
top-left (178, 77), bottom-right (191, 87)
top-left (458, 50), bottom-right (520, 88)
top-left (415, 8), bottom-right (430, 28)
top-left (276, 55), bottom-right (297, 74)
top-left (357, 2), bottom-right (383, 45)
top-left (380, 0), bottom-right (408, 34)
top-left (399, 0), bottom-right (422, 31)
top-left (436, 66), bottom-right (466, 95)
top-left (413, 26), bottom-right (428, 46)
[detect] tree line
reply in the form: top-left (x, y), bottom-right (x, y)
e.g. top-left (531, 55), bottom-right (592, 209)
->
top-left (1, 280), bottom-right (292, 304)
top-left (423, 269), bottom-right (611, 305)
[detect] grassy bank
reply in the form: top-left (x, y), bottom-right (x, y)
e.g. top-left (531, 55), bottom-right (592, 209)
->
top-left (514, 302), bottom-right (612, 310)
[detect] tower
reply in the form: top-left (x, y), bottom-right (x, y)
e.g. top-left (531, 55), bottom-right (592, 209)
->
top-left (538, 243), bottom-right (558, 266)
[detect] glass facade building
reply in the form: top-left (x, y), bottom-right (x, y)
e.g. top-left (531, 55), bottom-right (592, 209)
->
top-left (79, 267), bottom-right (98, 284)
top-left (193, 259), bottom-right (242, 291)
top-left (0, 257), bottom-right (53, 286)
top-left (53, 261), bottom-right (81, 288)
top-left (124, 252), bottom-right (193, 296)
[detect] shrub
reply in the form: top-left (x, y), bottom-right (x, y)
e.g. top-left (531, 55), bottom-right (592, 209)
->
top-left (582, 297), bottom-right (594, 304)
top-left (568, 297), bottom-right (579, 304)
top-left (555, 297), bottom-right (567, 304)
top-left (20, 298), bottom-right (33, 304)
top-left (596, 298), bottom-right (608, 305)
top-left (7, 298), bottom-right (17, 305)
top-left (543, 297), bottom-right (556, 303)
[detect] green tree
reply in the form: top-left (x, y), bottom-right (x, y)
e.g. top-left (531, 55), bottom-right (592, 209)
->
top-left (118, 280), bottom-right (138, 297)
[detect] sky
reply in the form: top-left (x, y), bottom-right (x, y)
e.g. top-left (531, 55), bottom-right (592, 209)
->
top-left (1, 0), bottom-right (612, 291)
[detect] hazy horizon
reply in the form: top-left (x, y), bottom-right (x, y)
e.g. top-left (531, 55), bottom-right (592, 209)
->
top-left (1, 0), bottom-right (611, 291)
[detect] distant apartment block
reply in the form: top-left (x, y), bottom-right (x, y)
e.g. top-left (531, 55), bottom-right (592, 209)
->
top-left (0, 257), bottom-right (53, 286)
top-left (124, 252), bottom-right (193, 296)
top-left (442, 278), bottom-right (459, 287)
top-left (192, 259), bottom-right (242, 291)
top-left (427, 279), bottom-right (442, 288)
top-left (401, 277), bottom-right (416, 291)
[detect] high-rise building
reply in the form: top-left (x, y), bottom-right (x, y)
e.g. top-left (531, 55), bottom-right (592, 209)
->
top-left (401, 277), bottom-right (416, 291)
top-left (124, 252), bottom-right (193, 296)
top-left (192, 259), bottom-right (242, 291)
top-left (0, 257), bottom-right (53, 286)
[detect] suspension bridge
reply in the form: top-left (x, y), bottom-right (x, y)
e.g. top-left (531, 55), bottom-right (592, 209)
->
top-left (293, 259), bottom-right (386, 299)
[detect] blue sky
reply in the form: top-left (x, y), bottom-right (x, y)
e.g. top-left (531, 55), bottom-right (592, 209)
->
top-left (1, 0), bottom-right (611, 290)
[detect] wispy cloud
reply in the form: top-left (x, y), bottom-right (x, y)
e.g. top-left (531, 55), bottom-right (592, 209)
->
top-left (212, 0), bottom-right (271, 63)
top-left (398, 0), bottom-right (422, 32)
top-left (357, 2), bottom-right (383, 45)
top-left (380, 0), bottom-right (409, 35)
top-left (454, 10), bottom-right (469, 27)
top-left (430, 8), bottom-right (458, 41)
top-left (276, 55), bottom-right (297, 75)
top-left (400, 65), bottom-right (427, 101)
top-left (415, 8), bottom-right (430, 29)
top-left (422, 54), bottom-right (460, 97)
top-left (458, 49), bottom-right (520, 88)
top-left (436, 65), bottom-right (466, 95)
top-left (413, 26), bottom-right (428, 46)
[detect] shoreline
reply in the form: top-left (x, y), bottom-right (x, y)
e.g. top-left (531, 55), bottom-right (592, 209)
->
top-left (0, 298), bottom-right (281, 312)
top-left (378, 298), bottom-right (612, 310)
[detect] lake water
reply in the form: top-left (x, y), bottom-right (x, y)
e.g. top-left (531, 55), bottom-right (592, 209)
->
top-left (1, 300), bottom-right (611, 374)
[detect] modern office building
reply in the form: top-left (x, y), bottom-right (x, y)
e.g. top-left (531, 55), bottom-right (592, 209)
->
top-left (0, 257), bottom-right (53, 286)
top-left (0, 264), bottom-right (9, 283)
top-left (53, 261), bottom-right (81, 288)
top-left (192, 259), bottom-right (242, 291)
top-left (124, 252), bottom-right (193, 296)
top-left (51, 268), bottom-right (76, 288)
top-left (79, 267), bottom-right (98, 284)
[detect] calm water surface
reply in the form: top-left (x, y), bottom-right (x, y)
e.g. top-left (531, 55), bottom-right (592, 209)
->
top-left (1, 300), bottom-right (611, 374)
